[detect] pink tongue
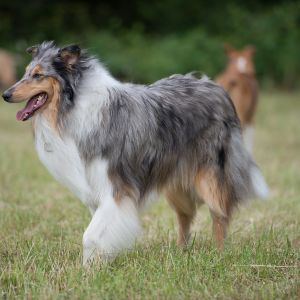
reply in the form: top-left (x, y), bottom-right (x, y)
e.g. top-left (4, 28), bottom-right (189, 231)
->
top-left (16, 96), bottom-right (39, 121)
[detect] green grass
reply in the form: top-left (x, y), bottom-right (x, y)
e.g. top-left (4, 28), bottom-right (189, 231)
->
top-left (0, 91), bottom-right (299, 299)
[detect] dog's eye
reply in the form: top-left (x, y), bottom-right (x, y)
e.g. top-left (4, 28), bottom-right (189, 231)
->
top-left (33, 73), bottom-right (42, 79)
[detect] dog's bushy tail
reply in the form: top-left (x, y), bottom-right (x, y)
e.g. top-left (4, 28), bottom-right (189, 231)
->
top-left (226, 129), bottom-right (269, 204)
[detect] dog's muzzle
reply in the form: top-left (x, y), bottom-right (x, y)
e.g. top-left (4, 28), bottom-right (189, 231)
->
top-left (2, 89), bottom-right (13, 102)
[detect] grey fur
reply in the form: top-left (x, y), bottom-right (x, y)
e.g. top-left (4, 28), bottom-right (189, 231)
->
top-left (76, 73), bottom-right (258, 205)
top-left (24, 42), bottom-right (264, 209)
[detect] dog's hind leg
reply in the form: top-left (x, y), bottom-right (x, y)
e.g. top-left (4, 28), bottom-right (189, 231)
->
top-left (165, 188), bottom-right (196, 246)
top-left (210, 212), bottom-right (230, 250)
top-left (82, 196), bottom-right (141, 265)
top-left (194, 169), bottom-right (233, 250)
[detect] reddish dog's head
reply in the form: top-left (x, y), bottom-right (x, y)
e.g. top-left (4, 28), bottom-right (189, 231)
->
top-left (224, 45), bottom-right (256, 76)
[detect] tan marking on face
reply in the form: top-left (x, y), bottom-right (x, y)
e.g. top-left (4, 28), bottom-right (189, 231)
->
top-left (9, 73), bottom-right (61, 129)
top-left (30, 64), bottom-right (44, 76)
top-left (39, 77), bottom-right (61, 129)
top-left (9, 79), bottom-right (48, 103)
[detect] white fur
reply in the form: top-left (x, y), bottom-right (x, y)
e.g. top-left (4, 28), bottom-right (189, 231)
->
top-left (82, 197), bottom-right (141, 264)
top-left (33, 63), bottom-right (141, 263)
top-left (34, 115), bottom-right (91, 204)
top-left (70, 63), bottom-right (120, 140)
top-left (251, 166), bottom-right (269, 200)
top-left (237, 57), bottom-right (247, 73)
top-left (243, 125), bottom-right (254, 154)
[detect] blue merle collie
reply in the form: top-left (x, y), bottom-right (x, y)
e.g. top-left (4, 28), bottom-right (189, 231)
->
top-left (2, 41), bottom-right (268, 264)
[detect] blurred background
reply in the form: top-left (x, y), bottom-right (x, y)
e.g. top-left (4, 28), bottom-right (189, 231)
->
top-left (0, 0), bottom-right (299, 88)
top-left (1, 2), bottom-right (300, 298)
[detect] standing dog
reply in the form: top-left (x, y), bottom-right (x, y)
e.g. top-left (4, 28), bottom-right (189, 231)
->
top-left (215, 45), bottom-right (258, 153)
top-left (3, 42), bottom-right (268, 264)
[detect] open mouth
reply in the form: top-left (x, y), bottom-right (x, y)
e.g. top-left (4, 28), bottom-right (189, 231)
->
top-left (16, 93), bottom-right (48, 121)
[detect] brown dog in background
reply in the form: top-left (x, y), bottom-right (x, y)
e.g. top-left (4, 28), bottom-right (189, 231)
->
top-left (215, 45), bottom-right (258, 153)
top-left (0, 49), bottom-right (16, 89)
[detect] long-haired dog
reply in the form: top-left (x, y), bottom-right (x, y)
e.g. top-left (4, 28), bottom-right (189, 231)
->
top-left (215, 45), bottom-right (258, 153)
top-left (3, 42), bottom-right (268, 264)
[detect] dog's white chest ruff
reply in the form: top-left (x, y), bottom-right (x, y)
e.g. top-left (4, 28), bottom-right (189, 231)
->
top-left (34, 116), bottom-right (91, 204)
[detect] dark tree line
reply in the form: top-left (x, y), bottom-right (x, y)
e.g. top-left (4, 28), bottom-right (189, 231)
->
top-left (0, 0), bottom-right (295, 41)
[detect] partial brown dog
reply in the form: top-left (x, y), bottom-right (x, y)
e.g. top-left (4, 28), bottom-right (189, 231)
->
top-left (215, 45), bottom-right (258, 153)
top-left (0, 49), bottom-right (16, 89)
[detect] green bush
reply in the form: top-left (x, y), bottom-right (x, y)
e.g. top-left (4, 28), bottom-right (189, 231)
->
top-left (10, 1), bottom-right (300, 88)
top-left (84, 2), bottom-right (300, 87)
top-left (86, 29), bottom-right (224, 83)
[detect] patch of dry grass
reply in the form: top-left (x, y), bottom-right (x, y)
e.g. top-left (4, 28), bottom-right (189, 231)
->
top-left (0, 91), bottom-right (299, 299)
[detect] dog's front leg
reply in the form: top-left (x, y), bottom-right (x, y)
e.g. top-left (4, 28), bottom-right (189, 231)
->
top-left (82, 197), bottom-right (142, 265)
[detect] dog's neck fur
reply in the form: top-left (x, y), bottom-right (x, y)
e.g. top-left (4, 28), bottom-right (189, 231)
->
top-left (32, 61), bottom-right (120, 206)
top-left (35, 60), bottom-right (120, 137)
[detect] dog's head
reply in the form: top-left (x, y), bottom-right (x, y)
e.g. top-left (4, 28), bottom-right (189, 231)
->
top-left (2, 41), bottom-right (83, 122)
top-left (224, 44), bottom-right (256, 76)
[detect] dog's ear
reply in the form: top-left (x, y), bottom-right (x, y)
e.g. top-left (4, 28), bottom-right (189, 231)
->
top-left (26, 45), bottom-right (39, 57)
top-left (58, 44), bottom-right (81, 67)
top-left (244, 45), bottom-right (256, 56)
top-left (224, 44), bottom-right (235, 56)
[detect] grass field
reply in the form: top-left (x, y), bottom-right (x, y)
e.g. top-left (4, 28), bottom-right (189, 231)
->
top-left (0, 91), bottom-right (299, 299)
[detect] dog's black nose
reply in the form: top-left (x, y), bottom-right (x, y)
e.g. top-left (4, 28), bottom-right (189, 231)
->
top-left (2, 90), bottom-right (12, 102)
